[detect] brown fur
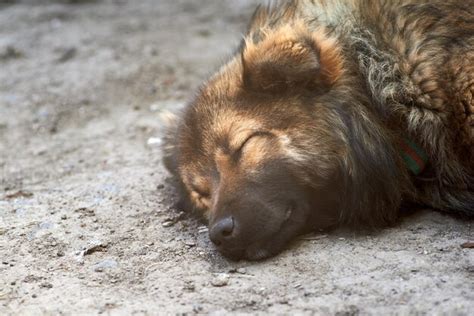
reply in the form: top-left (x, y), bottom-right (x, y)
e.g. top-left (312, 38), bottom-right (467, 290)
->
top-left (163, 0), bottom-right (474, 260)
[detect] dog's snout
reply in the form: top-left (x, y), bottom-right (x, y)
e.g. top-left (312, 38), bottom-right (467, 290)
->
top-left (209, 216), bottom-right (235, 246)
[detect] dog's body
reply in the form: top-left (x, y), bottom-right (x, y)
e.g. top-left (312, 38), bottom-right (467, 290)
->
top-left (163, 0), bottom-right (474, 260)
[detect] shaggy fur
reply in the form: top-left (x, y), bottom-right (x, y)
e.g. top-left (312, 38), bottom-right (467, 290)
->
top-left (163, 0), bottom-right (473, 260)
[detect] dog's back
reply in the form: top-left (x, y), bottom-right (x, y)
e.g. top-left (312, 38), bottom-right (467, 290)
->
top-left (245, 0), bottom-right (474, 211)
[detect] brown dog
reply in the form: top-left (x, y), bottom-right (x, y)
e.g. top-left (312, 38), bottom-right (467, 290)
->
top-left (163, 0), bottom-right (474, 260)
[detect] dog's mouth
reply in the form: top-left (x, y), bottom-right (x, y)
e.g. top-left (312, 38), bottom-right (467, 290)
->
top-left (213, 203), bottom-right (305, 261)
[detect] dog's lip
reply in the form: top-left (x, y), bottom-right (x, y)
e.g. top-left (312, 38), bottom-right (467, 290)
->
top-left (215, 203), bottom-right (301, 261)
top-left (217, 246), bottom-right (245, 261)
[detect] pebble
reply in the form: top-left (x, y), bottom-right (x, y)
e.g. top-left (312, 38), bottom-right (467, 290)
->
top-left (184, 281), bottom-right (195, 292)
top-left (147, 137), bottom-right (162, 147)
top-left (162, 221), bottom-right (174, 227)
top-left (57, 47), bottom-right (77, 63)
top-left (198, 226), bottom-right (208, 234)
top-left (40, 282), bottom-right (53, 289)
top-left (149, 102), bottom-right (160, 112)
top-left (184, 240), bottom-right (196, 247)
top-left (193, 304), bottom-right (203, 313)
top-left (211, 273), bottom-right (229, 287)
top-left (236, 268), bottom-right (247, 274)
top-left (93, 259), bottom-right (118, 272)
top-left (82, 240), bottom-right (108, 255)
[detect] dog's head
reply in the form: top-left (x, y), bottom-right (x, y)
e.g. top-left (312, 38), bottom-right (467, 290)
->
top-left (163, 23), bottom-right (406, 260)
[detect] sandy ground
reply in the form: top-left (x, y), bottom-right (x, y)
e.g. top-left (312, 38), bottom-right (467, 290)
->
top-left (0, 1), bottom-right (473, 315)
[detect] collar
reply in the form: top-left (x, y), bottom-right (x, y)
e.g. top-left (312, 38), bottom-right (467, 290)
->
top-left (399, 138), bottom-right (429, 175)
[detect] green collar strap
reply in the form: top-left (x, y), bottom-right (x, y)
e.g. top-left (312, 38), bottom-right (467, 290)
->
top-left (399, 138), bottom-right (429, 175)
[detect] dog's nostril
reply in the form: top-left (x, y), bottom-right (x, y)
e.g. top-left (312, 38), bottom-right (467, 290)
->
top-left (209, 216), bottom-right (235, 245)
top-left (221, 218), bottom-right (234, 236)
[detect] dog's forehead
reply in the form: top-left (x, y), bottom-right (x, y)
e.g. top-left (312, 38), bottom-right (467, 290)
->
top-left (188, 92), bottom-right (264, 141)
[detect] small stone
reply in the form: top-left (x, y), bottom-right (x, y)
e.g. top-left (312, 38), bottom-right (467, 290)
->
top-left (40, 282), bottom-right (53, 289)
top-left (61, 215), bottom-right (67, 220)
top-left (184, 281), bottom-right (195, 292)
top-left (162, 221), bottom-right (174, 227)
top-left (33, 148), bottom-right (47, 156)
top-left (147, 137), bottom-right (162, 147)
top-left (149, 102), bottom-right (161, 112)
top-left (211, 273), bottom-right (229, 287)
top-left (198, 226), bottom-right (209, 234)
top-left (193, 304), bottom-right (203, 313)
top-left (156, 184), bottom-right (165, 190)
top-left (32, 294), bottom-right (37, 298)
top-left (236, 268), bottom-right (247, 274)
top-left (57, 251), bottom-right (65, 257)
top-left (57, 47), bottom-right (77, 63)
top-left (184, 240), bottom-right (196, 247)
top-left (82, 240), bottom-right (108, 255)
top-left (93, 259), bottom-right (118, 272)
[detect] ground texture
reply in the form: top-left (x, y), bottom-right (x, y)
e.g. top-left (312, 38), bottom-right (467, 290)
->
top-left (0, 1), bottom-right (473, 315)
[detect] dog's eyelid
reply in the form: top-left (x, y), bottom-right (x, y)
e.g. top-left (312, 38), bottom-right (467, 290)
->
top-left (193, 187), bottom-right (210, 198)
top-left (234, 131), bottom-right (273, 156)
top-left (190, 180), bottom-right (211, 198)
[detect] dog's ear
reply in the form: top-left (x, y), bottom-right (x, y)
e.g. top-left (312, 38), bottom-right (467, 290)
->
top-left (241, 24), bottom-right (343, 93)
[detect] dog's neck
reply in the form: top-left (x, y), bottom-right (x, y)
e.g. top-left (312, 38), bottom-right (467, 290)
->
top-left (399, 138), bottom-right (428, 175)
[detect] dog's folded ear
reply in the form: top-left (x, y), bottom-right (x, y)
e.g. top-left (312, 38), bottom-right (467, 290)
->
top-left (241, 23), bottom-right (344, 93)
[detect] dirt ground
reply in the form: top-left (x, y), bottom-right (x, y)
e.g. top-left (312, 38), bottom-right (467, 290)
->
top-left (0, 1), bottom-right (472, 315)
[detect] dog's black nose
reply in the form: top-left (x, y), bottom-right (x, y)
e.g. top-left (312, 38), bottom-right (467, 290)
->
top-left (209, 216), bottom-right (235, 246)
